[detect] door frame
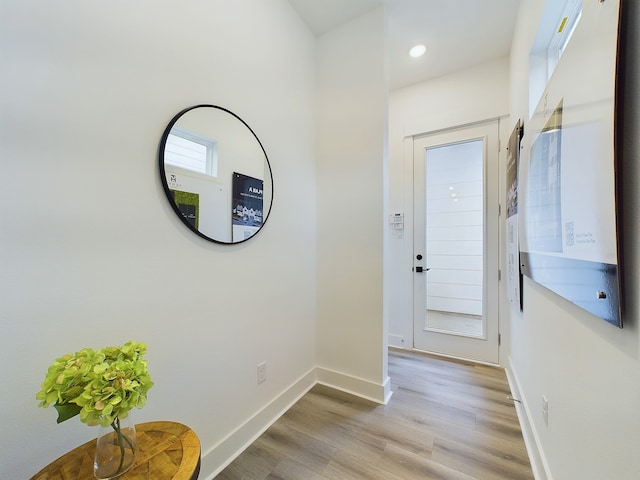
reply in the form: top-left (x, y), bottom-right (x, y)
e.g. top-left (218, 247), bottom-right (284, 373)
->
top-left (408, 118), bottom-right (503, 365)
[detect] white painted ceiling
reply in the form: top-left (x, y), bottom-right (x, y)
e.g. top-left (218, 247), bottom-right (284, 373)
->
top-left (287, 0), bottom-right (522, 91)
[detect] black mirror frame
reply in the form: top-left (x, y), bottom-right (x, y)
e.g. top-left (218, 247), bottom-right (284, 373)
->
top-left (159, 104), bottom-right (274, 245)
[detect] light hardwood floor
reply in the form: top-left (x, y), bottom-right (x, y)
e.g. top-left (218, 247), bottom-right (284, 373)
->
top-left (216, 350), bottom-right (534, 479)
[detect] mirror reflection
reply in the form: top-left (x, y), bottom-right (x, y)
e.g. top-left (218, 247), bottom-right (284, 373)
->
top-left (159, 105), bottom-right (273, 244)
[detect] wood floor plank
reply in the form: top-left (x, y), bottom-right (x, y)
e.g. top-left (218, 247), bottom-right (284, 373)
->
top-left (377, 443), bottom-right (480, 480)
top-left (475, 410), bottom-right (531, 443)
top-left (322, 450), bottom-right (407, 480)
top-left (214, 440), bottom-right (277, 480)
top-left (257, 422), bottom-right (336, 475)
top-left (384, 385), bottom-right (478, 429)
top-left (279, 402), bottom-right (386, 465)
top-left (350, 409), bottom-right (435, 458)
top-left (217, 350), bottom-right (533, 479)
top-left (431, 437), bottom-right (534, 480)
top-left (265, 457), bottom-right (329, 480)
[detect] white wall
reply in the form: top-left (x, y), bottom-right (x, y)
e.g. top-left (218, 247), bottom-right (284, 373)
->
top-left (507, 1), bottom-right (640, 479)
top-left (387, 57), bottom-right (511, 354)
top-left (316, 7), bottom-right (390, 403)
top-left (0, 1), bottom-right (319, 478)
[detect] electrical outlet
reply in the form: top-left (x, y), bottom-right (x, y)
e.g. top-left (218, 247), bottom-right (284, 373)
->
top-left (542, 395), bottom-right (549, 426)
top-left (257, 362), bottom-right (267, 384)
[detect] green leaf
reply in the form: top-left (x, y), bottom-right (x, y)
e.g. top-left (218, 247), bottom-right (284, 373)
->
top-left (54, 403), bottom-right (82, 424)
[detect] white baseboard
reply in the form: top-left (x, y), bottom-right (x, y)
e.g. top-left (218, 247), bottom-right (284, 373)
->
top-left (505, 356), bottom-right (553, 480)
top-left (316, 366), bottom-right (392, 405)
top-left (200, 366), bottom-right (391, 479)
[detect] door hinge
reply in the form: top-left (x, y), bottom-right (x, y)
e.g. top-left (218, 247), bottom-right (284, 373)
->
top-left (498, 333), bottom-right (502, 346)
top-left (498, 204), bottom-right (502, 216)
top-left (498, 269), bottom-right (502, 281)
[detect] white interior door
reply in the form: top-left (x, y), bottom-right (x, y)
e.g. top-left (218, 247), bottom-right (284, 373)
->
top-left (413, 121), bottom-right (499, 364)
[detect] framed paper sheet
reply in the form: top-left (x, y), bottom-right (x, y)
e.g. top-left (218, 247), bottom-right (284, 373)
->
top-left (506, 120), bottom-right (523, 309)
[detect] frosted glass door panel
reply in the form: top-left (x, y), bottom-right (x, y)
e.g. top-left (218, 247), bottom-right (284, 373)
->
top-left (425, 140), bottom-right (483, 318)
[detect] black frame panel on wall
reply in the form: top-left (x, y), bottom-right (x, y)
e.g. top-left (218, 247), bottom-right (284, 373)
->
top-left (519, 0), bottom-right (623, 327)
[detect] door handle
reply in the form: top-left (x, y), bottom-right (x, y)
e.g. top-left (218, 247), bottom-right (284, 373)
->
top-left (415, 266), bottom-right (431, 273)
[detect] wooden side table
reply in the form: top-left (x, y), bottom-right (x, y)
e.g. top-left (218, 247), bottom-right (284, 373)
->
top-left (30, 421), bottom-right (201, 480)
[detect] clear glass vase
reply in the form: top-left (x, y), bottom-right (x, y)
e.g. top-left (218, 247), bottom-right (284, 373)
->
top-left (93, 415), bottom-right (137, 479)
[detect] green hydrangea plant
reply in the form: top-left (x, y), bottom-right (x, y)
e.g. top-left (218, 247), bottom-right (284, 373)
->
top-left (36, 341), bottom-right (153, 427)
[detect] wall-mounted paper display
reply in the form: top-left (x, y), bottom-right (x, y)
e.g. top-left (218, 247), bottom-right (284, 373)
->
top-left (519, 0), bottom-right (622, 327)
top-left (506, 120), bottom-right (523, 310)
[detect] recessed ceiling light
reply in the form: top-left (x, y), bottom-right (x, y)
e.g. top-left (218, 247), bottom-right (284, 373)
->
top-left (409, 44), bottom-right (426, 58)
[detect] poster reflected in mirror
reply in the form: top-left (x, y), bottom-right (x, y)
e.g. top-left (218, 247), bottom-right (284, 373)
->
top-left (232, 172), bottom-right (264, 242)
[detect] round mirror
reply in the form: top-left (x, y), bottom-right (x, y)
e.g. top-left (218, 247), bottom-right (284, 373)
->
top-left (159, 105), bottom-right (273, 244)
